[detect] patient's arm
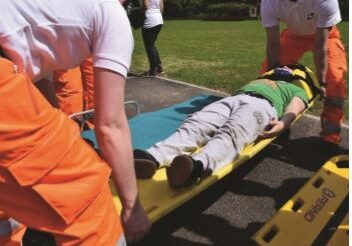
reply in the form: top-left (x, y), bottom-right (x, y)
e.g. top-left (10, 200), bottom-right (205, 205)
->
top-left (260, 96), bottom-right (306, 139)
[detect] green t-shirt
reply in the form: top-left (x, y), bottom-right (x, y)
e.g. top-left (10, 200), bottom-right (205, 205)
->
top-left (236, 79), bottom-right (309, 118)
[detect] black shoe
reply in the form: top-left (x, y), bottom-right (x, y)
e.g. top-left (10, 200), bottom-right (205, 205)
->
top-left (157, 64), bottom-right (163, 73)
top-left (166, 155), bottom-right (204, 188)
top-left (141, 70), bottom-right (161, 77)
top-left (134, 149), bottom-right (159, 179)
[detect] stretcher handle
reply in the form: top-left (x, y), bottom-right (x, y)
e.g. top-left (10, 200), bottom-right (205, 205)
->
top-left (68, 100), bottom-right (141, 119)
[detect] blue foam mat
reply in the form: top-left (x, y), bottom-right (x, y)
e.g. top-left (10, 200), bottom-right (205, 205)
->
top-left (81, 94), bottom-right (222, 149)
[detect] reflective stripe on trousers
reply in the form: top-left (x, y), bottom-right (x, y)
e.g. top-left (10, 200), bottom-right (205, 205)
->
top-left (0, 218), bottom-right (21, 237)
top-left (321, 96), bottom-right (345, 143)
top-left (116, 234), bottom-right (127, 246)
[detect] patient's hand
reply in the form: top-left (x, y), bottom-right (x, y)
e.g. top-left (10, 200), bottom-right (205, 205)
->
top-left (260, 120), bottom-right (285, 139)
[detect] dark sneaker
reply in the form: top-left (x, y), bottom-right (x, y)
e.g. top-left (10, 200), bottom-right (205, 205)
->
top-left (134, 149), bottom-right (159, 179)
top-left (157, 71), bottom-right (166, 77)
top-left (166, 155), bottom-right (204, 188)
top-left (141, 70), bottom-right (160, 77)
top-left (156, 66), bottom-right (165, 77)
top-left (156, 64), bottom-right (163, 73)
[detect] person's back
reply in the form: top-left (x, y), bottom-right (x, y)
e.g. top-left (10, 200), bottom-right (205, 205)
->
top-left (142, 0), bottom-right (163, 29)
top-left (0, 0), bottom-right (132, 81)
top-left (146, 0), bottom-right (161, 11)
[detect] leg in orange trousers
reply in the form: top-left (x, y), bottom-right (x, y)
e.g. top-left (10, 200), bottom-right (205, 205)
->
top-left (0, 57), bottom-right (124, 246)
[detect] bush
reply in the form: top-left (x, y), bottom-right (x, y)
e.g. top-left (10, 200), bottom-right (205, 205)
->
top-left (181, 0), bottom-right (207, 17)
top-left (204, 2), bottom-right (251, 20)
top-left (128, 7), bottom-right (145, 29)
top-left (164, 0), bottom-right (183, 18)
top-left (338, 0), bottom-right (348, 21)
top-left (163, 0), bottom-right (255, 20)
top-left (205, 0), bottom-right (250, 4)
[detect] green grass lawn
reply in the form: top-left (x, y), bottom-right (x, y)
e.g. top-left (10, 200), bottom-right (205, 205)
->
top-left (131, 20), bottom-right (349, 118)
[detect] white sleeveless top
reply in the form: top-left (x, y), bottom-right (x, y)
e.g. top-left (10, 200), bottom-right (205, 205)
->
top-left (142, 0), bottom-right (163, 29)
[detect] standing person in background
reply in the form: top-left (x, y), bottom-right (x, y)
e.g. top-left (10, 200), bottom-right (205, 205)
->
top-left (259, 0), bottom-right (347, 152)
top-left (141, 0), bottom-right (164, 76)
top-left (0, 0), bottom-right (150, 245)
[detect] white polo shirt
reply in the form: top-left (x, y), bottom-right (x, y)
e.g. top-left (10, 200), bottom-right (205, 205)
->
top-left (260, 0), bottom-right (341, 35)
top-left (0, 0), bottom-right (133, 81)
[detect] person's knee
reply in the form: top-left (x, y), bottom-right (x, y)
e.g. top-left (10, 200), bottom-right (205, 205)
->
top-left (325, 78), bottom-right (346, 98)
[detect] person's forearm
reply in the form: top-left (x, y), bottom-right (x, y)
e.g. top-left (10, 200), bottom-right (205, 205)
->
top-left (267, 43), bottom-right (280, 71)
top-left (94, 67), bottom-right (150, 242)
top-left (160, 0), bottom-right (164, 13)
top-left (93, 67), bottom-right (139, 209)
top-left (279, 112), bottom-right (296, 131)
top-left (143, 0), bottom-right (148, 11)
top-left (265, 26), bottom-right (280, 71)
top-left (314, 28), bottom-right (329, 84)
top-left (280, 96), bottom-right (306, 130)
top-left (95, 119), bottom-right (139, 209)
top-left (313, 46), bottom-right (327, 84)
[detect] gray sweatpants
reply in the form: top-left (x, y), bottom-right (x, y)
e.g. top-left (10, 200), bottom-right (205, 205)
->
top-left (147, 94), bottom-right (277, 173)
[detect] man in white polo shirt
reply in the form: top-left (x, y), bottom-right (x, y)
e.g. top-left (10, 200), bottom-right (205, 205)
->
top-left (0, 0), bottom-right (150, 245)
top-left (259, 0), bottom-right (347, 151)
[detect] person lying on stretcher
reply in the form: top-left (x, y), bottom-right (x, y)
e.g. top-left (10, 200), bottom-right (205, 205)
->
top-left (134, 65), bottom-right (321, 188)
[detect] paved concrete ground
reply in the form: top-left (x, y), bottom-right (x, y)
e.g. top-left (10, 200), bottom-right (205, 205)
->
top-left (25, 76), bottom-right (348, 246)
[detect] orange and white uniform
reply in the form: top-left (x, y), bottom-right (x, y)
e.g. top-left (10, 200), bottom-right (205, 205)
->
top-left (0, 0), bottom-right (133, 245)
top-left (260, 0), bottom-right (347, 144)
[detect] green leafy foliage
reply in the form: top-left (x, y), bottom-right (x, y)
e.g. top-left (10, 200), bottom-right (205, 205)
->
top-left (205, 2), bottom-right (251, 20)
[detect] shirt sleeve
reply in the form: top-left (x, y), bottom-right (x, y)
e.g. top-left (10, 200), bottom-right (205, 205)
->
top-left (260, 0), bottom-right (279, 28)
top-left (316, 0), bottom-right (341, 28)
top-left (92, 1), bottom-right (134, 78)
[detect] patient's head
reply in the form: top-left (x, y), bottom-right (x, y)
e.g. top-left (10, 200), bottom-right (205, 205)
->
top-left (273, 66), bottom-right (293, 76)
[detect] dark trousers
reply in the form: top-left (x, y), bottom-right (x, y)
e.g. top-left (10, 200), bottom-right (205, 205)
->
top-left (142, 24), bottom-right (163, 72)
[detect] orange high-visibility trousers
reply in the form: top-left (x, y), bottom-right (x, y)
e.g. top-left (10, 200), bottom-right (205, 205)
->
top-left (80, 58), bottom-right (95, 112)
top-left (53, 67), bottom-right (84, 116)
top-left (53, 58), bottom-right (95, 128)
top-left (80, 58), bottom-right (95, 128)
top-left (260, 26), bottom-right (347, 144)
top-left (0, 58), bottom-right (124, 246)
